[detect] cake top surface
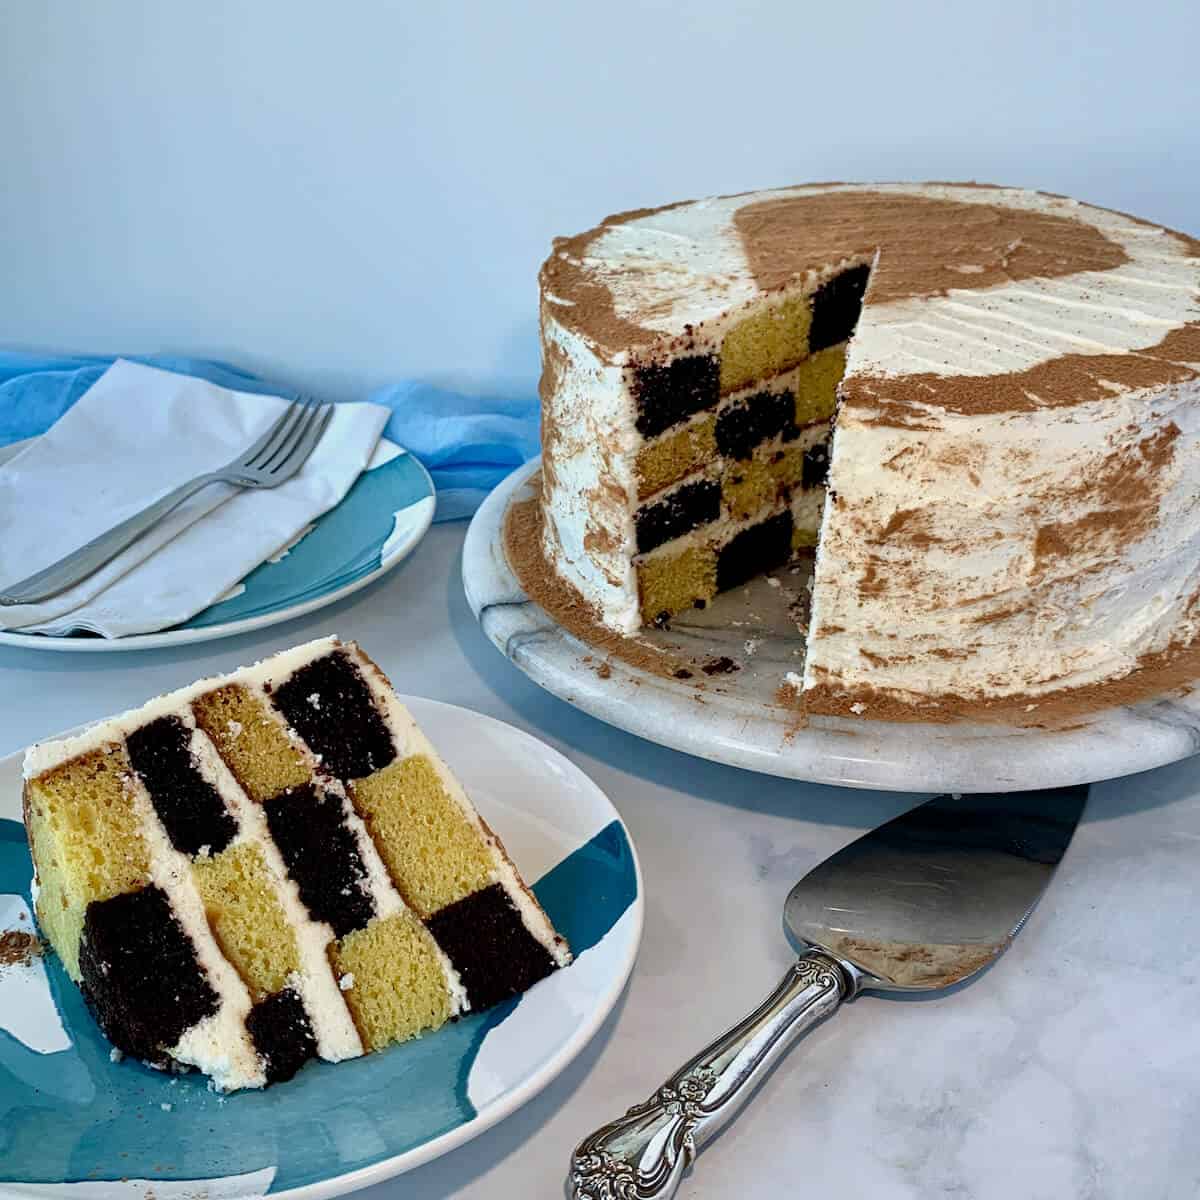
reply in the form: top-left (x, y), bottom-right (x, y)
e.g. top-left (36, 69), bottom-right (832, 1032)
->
top-left (540, 182), bottom-right (1200, 398)
top-left (23, 635), bottom-right (342, 777)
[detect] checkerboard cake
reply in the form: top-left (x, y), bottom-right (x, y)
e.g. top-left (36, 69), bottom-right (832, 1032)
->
top-left (21, 637), bottom-right (569, 1090)
top-left (535, 183), bottom-right (1200, 721)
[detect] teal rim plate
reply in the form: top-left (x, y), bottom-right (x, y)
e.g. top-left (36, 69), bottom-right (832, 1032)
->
top-left (0, 698), bottom-right (643, 1200)
top-left (0, 439), bottom-right (436, 653)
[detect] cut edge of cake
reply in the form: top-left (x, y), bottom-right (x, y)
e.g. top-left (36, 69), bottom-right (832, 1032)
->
top-left (540, 252), bottom-right (869, 639)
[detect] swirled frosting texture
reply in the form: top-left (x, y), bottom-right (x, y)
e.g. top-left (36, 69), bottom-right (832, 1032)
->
top-left (538, 183), bottom-right (1200, 718)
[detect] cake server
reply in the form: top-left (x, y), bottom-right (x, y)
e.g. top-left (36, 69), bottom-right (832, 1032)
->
top-left (568, 786), bottom-right (1088, 1200)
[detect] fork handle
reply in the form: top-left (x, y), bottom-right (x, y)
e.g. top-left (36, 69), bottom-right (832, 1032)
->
top-left (0, 474), bottom-right (222, 606)
top-left (569, 951), bottom-right (847, 1200)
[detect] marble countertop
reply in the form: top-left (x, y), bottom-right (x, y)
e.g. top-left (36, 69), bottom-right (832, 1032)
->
top-left (3, 522), bottom-right (1198, 1199)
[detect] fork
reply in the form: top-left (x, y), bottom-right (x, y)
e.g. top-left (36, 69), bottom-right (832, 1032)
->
top-left (0, 396), bottom-right (334, 607)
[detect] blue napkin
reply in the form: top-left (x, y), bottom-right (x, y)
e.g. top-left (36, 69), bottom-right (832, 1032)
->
top-left (0, 352), bottom-right (539, 522)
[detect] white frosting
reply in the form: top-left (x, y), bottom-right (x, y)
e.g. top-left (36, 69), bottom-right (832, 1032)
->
top-left (848, 192), bottom-right (1197, 382)
top-left (804, 378), bottom-right (1200, 703)
top-left (790, 486), bottom-right (825, 532)
top-left (123, 766), bottom-right (265, 1092)
top-left (185, 726), bottom-right (364, 1063)
top-left (540, 313), bottom-right (642, 633)
top-left (23, 636), bottom-right (341, 778)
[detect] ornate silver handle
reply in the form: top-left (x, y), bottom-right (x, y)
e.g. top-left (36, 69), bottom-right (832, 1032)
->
top-left (569, 950), bottom-right (846, 1200)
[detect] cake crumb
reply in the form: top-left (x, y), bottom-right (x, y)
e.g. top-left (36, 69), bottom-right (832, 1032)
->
top-left (596, 661), bottom-right (612, 680)
top-left (672, 668), bottom-right (694, 680)
top-left (702, 656), bottom-right (739, 676)
top-left (849, 702), bottom-right (867, 715)
top-left (160, 1102), bottom-right (173, 1113)
top-left (339, 973), bottom-right (356, 991)
top-left (744, 638), bottom-right (761, 656)
top-left (784, 671), bottom-right (804, 690)
top-left (110, 1047), bottom-right (125, 1063)
top-left (0, 930), bottom-right (41, 968)
top-left (767, 577), bottom-right (781, 589)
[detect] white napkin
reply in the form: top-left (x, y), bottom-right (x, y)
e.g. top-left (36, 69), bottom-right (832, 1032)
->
top-left (0, 360), bottom-right (389, 637)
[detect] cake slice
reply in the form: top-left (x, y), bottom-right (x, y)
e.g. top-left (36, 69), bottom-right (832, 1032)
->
top-left (21, 636), bottom-right (570, 1090)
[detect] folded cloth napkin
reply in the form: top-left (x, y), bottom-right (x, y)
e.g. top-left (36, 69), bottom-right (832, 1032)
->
top-left (0, 354), bottom-right (542, 525)
top-left (0, 359), bottom-right (388, 637)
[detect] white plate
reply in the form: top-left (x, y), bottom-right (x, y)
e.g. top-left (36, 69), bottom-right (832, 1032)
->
top-left (463, 458), bottom-right (1200, 793)
top-left (0, 438), bottom-right (436, 653)
top-left (0, 697), bottom-right (642, 1200)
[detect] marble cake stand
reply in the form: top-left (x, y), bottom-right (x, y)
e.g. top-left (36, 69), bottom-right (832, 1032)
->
top-left (462, 459), bottom-right (1200, 793)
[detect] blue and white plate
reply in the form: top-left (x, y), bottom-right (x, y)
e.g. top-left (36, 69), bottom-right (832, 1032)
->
top-left (0, 439), bottom-right (436, 653)
top-left (0, 698), bottom-right (643, 1200)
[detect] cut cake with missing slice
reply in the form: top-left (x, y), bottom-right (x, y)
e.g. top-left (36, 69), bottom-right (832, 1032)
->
top-left (21, 636), bottom-right (570, 1090)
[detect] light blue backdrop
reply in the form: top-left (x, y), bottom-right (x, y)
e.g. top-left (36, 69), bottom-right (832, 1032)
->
top-left (1, 0), bottom-right (1196, 402)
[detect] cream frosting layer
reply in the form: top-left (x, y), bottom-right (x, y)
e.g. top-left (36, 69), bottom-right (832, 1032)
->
top-left (354, 651), bottom-right (570, 969)
top-left (124, 762), bottom-right (265, 1091)
top-left (186, 723), bottom-right (364, 1064)
top-left (540, 314), bottom-right (642, 633)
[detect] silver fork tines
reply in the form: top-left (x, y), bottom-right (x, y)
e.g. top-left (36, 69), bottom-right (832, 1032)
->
top-left (0, 396), bottom-right (335, 607)
top-left (259, 398), bottom-right (323, 475)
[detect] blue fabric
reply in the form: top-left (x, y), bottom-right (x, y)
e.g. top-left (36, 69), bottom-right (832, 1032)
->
top-left (0, 352), bottom-right (538, 522)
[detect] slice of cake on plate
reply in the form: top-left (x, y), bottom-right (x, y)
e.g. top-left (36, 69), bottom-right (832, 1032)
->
top-left (21, 636), bottom-right (570, 1090)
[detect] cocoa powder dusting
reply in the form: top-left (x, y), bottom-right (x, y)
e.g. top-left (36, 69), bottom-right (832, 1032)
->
top-left (0, 930), bottom-right (42, 968)
top-left (537, 337), bottom-right (569, 500)
top-left (806, 635), bottom-right (1200, 726)
top-left (504, 491), bottom-right (692, 681)
top-left (542, 183), bottom-right (1197, 430)
top-left (539, 200), bottom-right (693, 360)
top-left (1031, 421), bottom-right (1181, 571)
top-left (734, 190), bottom-right (1128, 303)
top-left (843, 324), bottom-right (1200, 422)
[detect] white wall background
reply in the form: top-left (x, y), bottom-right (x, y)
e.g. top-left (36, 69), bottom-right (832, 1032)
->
top-left (2, 1), bottom-right (1197, 401)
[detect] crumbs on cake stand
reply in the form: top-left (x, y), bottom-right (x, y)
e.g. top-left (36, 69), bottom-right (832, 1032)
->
top-left (774, 671), bottom-right (810, 740)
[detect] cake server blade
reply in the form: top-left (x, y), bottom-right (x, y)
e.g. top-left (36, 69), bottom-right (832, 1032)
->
top-left (568, 786), bottom-right (1088, 1200)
